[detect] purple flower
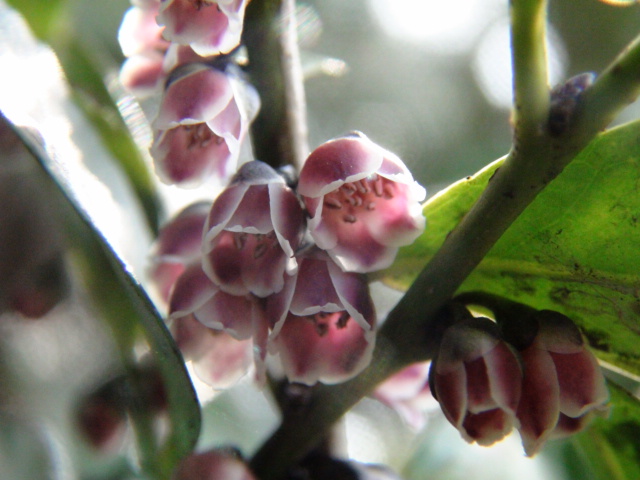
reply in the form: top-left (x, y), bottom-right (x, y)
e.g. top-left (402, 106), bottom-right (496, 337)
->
top-left (171, 313), bottom-right (254, 389)
top-left (297, 133), bottom-right (426, 273)
top-left (157, 0), bottom-right (249, 56)
top-left (172, 448), bottom-right (257, 480)
top-left (148, 201), bottom-right (210, 303)
top-left (202, 161), bottom-right (306, 297)
top-left (374, 361), bottom-right (437, 430)
top-left (266, 249), bottom-right (376, 385)
top-left (430, 317), bottom-right (523, 446)
top-left (169, 263), bottom-right (268, 382)
top-left (151, 63), bottom-right (258, 187)
top-left (514, 311), bottom-right (609, 456)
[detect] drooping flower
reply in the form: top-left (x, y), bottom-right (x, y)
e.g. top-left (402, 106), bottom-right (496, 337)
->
top-left (171, 448), bottom-right (257, 480)
top-left (374, 361), bottom-right (437, 430)
top-left (297, 132), bottom-right (426, 273)
top-left (148, 201), bottom-right (210, 303)
top-left (151, 63), bottom-right (259, 187)
top-left (169, 263), bottom-right (268, 382)
top-left (171, 313), bottom-right (254, 389)
top-left (202, 161), bottom-right (306, 297)
top-left (267, 248), bottom-right (376, 385)
top-left (157, 0), bottom-right (250, 57)
top-left (512, 310), bottom-right (609, 456)
top-left (429, 317), bottom-right (522, 446)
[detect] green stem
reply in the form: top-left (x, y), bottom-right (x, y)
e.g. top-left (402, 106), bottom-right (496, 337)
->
top-left (511, 0), bottom-right (550, 142)
top-left (243, 0), bottom-right (309, 170)
top-left (250, 6), bottom-right (640, 480)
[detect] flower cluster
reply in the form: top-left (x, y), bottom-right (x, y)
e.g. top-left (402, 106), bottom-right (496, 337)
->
top-left (118, 0), bottom-right (257, 187)
top-left (429, 309), bottom-right (609, 456)
top-left (151, 133), bottom-right (426, 387)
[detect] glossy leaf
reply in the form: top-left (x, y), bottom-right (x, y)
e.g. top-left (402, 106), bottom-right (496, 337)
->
top-left (383, 120), bottom-right (640, 375)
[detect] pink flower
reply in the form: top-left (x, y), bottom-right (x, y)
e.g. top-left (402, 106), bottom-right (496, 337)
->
top-left (267, 249), bottom-right (376, 385)
top-left (430, 317), bottom-right (523, 446)
top-left (151, 63), bottom-right (258, 186)
top-left (514, 311), bottom-right (609, 456)
top-left (157, 0), bottom-right (250, 56)
top-left (202, 161), bottom-right (306, 297)
top-left (171, 313), bottom-right (253, 388)
top-left (172, 448), bottom-right (257, 480)
top-left (149, 201), bottom-right (210, 303)
top-left (297, 132), bottom-right (426, 273)
top-left (168, 263), bottom-right (268, 382)
top-left (374, 361), bottom-right (437, 430)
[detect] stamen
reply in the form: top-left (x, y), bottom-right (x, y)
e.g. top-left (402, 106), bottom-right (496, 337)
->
top-left (254, 242), bottom-right (268, 259)
top-left (374, 177), bottom-right (384, 197)
top-left (383, 184), bottom-right (395, 199)
top-left (366, 202), bottom-right (376, 211)
top-left (341, 184), bottom-right (357, 195)
top-left (357, 180), bottom-right (369, 193)
top-left (324, 197), bottom-right (343, 209)
top-left (234, 232), bottom-right (247, 250)
top-left (343, 214), bottom-right (357, 223)
top-left (336, 311), bottom-right (350, 329)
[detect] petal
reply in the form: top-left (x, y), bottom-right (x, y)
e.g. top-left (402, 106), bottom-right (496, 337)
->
top-left (268, 182), bottom-right (305, 262)
top-left (550, 350), bottom-right (609, 418)
top-left (153, 201), bottom-right (210, 260)
top-left (203, 182), bottom-right (250, 244)
top-left (435, 318), bottom-right (501, 372)
top-left (204, 231), bottom-right (249, 296)
top-left (193, 290), bottom-right (256, 340)
top-left (119, 53), bottom-right (165, 97)
top-left (516, 346), bottom-right (560, 457)
top-left (433, 364), bottom-right (468, 429)
top-left (191, 330), bottom-right (253, 389)
top-left (118, 4), bottom-right (167, 57)
top-left (464, 355), bottom-right (495, 414)
top-left (151, 125), bottom-right (234, 186)
top-left (289, 255), bottom-right (343, 315)
top-left (535, 310), bottom-right (584, 353)
top-left (271, 311), bottom-right (375, 385)
top-left (169, 264), bottom-right (218, 319)
top-left (327, 258), bottom-right (376, 334)
top-left (484, 341), bottom-right (523, 416)
top-left (298, 135), bottom-right (384, 198)
top-left (462, 409), bottom-right (515, 446)
top-left (153, 64), bottom-right (234, 129)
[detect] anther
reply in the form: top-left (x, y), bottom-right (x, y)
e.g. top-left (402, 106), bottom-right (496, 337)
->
top-left (324, 197), bottom-right (343, 209)
top-left (343, 214), bottom-right (357, 223)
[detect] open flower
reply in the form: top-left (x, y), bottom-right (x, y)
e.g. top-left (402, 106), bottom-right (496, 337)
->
top-left (148, 201), bottom-right (210, 303)
top-left (267, 249), bottom-right (376, 385)
top-left (374, 361), bottom-right (437, 430)
top-left (297, 132), bottom-right (426, 273)
top-left (169, 263), bottom-right (268, 382)
top-left (157, 0), bottom-right (250, 56)
top-left (202, 161), bottom-right (306, 297)
top-left (429, 317), bottom-right (522, 446)
top-left (151, 63), bottom-right (258, 187)
top-left (513, 310), bottom-right (609, 456)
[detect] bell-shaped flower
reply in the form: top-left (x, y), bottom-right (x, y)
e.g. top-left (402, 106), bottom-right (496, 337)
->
top-left (429, 317), bottom-right (522, 446)
top-left (148, 201), bottom-right (210, 303)
top-left (151, 63), bottom-right (259, 187)
top-left (202, 161), bottom-right (306, 298)
top-left (513, 310), bottom-right (609, 456)
top-left (172, 448), bottom-right (257, 480)
top-left (266, 249), bottom-right (376, 385)
top-left (374, 361), bottom-right (437, 430)
top-left (169, 263), bottom-right (268, 382)
top-left (171, 313), bottom-right (254, 389)
top-left (297, 132), bottom-right (426, 273)
top-left (157, 0), bottom-right (250, 57)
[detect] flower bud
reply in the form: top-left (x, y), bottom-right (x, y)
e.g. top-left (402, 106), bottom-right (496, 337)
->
top-left (512, 310), bottom-right (609, 456)
top-left (429, 317), bottom-right (522, 446)
top-left (172, 448), bottom-right (257, 480)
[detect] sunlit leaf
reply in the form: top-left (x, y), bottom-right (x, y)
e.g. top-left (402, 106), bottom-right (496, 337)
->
top-left (383, 120), bottom-right (640, 375)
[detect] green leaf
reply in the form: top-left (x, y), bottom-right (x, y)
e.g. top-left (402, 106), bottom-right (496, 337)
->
top-left (6, 115), bottom-right (200, 479)
top-left (383, 120), bottom-right (640, 374)
top-left (550, 384), bottom-right (640, 480)
top-left (6, 0), bottom-right (161, 232)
